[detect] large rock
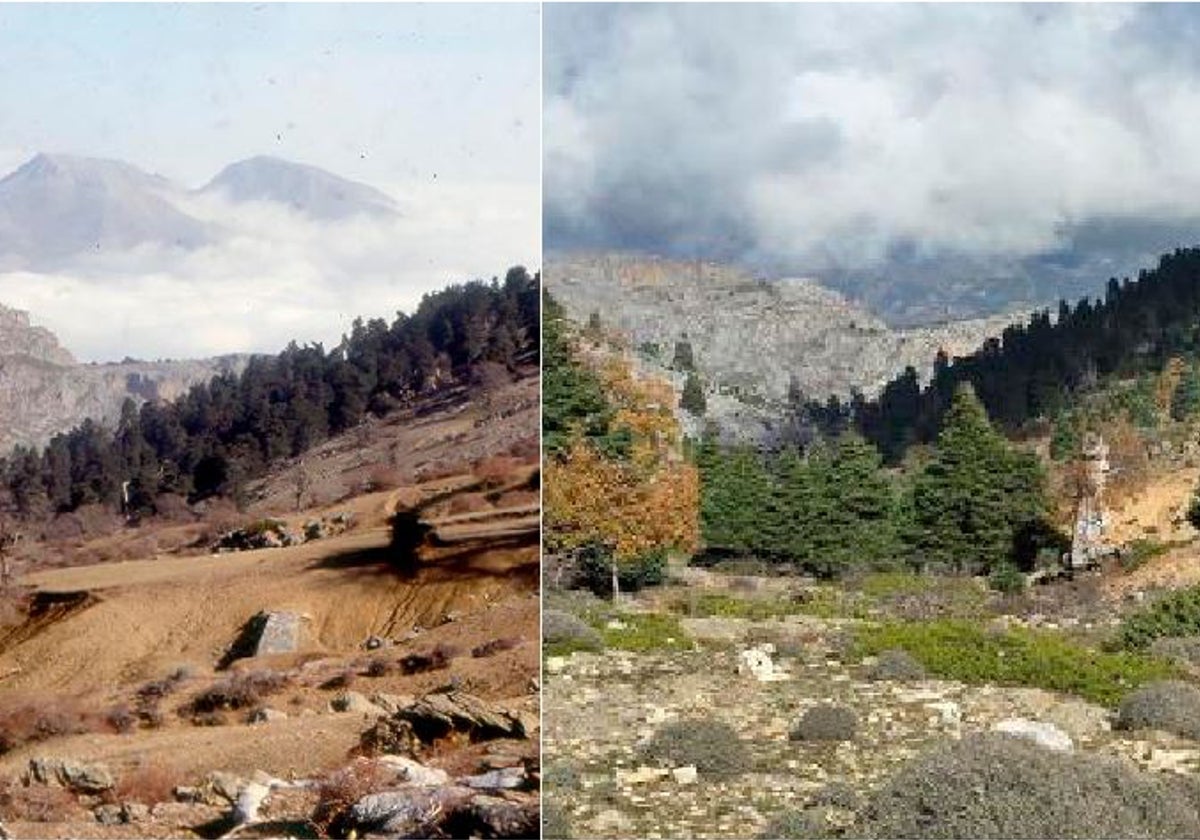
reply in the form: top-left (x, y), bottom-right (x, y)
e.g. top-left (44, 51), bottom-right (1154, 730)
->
top-left (395, 691), bottom-right (526, 744)
top-left (992, 718), bottom-right (1073, 752)
top-left (27, 757), bottom-right (114, 793)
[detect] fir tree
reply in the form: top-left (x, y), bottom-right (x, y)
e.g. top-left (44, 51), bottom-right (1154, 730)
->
top-left (906, 384), bottom-right (1049, 574)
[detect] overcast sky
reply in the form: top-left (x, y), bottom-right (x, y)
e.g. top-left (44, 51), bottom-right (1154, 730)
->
top-left (0, 3), bottom-right (539, 361)
top-left (545, 4), bottom-right (1200, 313)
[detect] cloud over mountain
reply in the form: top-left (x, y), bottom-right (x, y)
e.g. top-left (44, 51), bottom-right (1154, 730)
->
top-left (545, 4), bottom-right (1200, 320)
top-left (0, 154), bottom-right (535, 362)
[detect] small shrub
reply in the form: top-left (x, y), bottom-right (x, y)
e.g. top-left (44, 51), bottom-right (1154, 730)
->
top-left (543, 609), bottom-right (602, 656)
top-left (866, 649), bottom-right (926, 682)
top-left (0, 700), bottom-right (93, 754)
top-left (1115, 680), bottom-right (1200, 739)
top-left (1120, 539), bottom-right (1171, 573)
top-left (1115, 584), bottom-right (1200, 650)
top-left (398, 645), bottom-right (455, 675)
top-left (542, 801), bottom-right (572, 840)
top-left (471, 637), bottom-right (520, 658)
top-left (320, 670), bottom-right (357, 690)
top-left (104, 704), bottom-right (137, 734)
top-left (363, 658), bottom-right (393, 678)
top-left (188, 671), bottom-right (289, 715)
top-left (576, 543), bottom-right (666, 597)
top-left (114, 763), bottom-right (182, 805)
top-left (312, 758), bottom-right (393, 836)
top-left (0, 782), bottom-right (77, 823)
top-left (855, 732), bottom-right (1200, 838)
top-left (1149, 636), bottom-right (1200, 667)
top-left (789, 705), bottom-right (857, 742)
top-left (640, 719), bottom-right (751, 778)
top-left (759, 809), bottom-right (835, 839)
top-left (988, 563), bottom-right (1026, 594)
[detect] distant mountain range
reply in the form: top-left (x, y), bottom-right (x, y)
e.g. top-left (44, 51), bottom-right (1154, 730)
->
top-left (0, 153), bottom-right (399, 268)
top-left (0, 301), bottom-right (251, 454)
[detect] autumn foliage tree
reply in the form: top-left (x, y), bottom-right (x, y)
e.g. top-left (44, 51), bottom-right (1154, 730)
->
top-left (543, 306), bottom-right (699, 597)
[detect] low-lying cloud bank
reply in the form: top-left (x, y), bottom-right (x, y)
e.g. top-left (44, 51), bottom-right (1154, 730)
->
top-left (545, 4), bottom-right (1200, 316)
top-left (0, 180), bottom-right (538, 362)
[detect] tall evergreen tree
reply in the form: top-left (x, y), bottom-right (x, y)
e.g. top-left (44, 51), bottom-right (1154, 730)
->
top-left (906, 384), bottom-right (1048, 574)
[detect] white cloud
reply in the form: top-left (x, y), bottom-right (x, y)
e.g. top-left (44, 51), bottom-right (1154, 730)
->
top-left (0, 180), bottom-right (538, 362)
top-left (545, 4), bottom-right (1200, 292)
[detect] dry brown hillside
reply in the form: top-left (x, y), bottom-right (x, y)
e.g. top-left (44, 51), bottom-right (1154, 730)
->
top-left (0, 369), bottom-right (540, 839)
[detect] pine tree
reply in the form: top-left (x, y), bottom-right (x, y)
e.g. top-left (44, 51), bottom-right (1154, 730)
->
top-left (906, 384), bottom-right (1049, 574)
top-left (680, 372), bottom-right (707, 416)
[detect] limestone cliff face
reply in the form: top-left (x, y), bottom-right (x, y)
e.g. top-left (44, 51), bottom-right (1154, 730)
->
top-left (545, 253), bottom-right (1023, 402)
top-left (0, 303), bottom-right (250, 453)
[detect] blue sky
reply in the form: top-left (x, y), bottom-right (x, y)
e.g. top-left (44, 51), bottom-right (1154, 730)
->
top-left (0, 3), bottom-right (539, 188)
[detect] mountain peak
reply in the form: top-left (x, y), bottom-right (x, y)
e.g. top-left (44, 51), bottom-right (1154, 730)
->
top-left (203, 156), bottom-right (398, 221)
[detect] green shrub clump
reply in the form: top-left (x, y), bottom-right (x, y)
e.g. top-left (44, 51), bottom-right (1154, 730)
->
top-left (640, 719), bottom-right (751, 778)
top-left (855, 620), bottom-right (1179, 707)
top-left (1115, 585), bottom-right (1200, 650)
top-left (987, 563), bottom-right (1026, 594)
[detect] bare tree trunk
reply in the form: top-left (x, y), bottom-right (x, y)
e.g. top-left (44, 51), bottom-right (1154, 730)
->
top-left (611, 559), bottom-right (620, 604)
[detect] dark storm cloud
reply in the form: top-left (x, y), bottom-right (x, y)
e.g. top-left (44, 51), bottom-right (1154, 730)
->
top-left (545, 4), bottom-right (1200, 313)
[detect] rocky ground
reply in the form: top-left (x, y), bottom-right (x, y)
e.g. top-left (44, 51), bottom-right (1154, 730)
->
top-left (543, 603), bottom-right (1200, 840)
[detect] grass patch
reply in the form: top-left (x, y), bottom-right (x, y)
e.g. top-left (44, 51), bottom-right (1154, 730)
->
top-left (673, 592), bottom-right (812, 621)
top-left (854, 619), bottom-right (1180, 707)
top-left (543, 605), bottom-right (692, 656)
top-left (601, 612), bottom-right (692, 652)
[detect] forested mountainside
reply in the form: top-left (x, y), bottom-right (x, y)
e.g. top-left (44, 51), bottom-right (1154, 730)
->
top-left (0, 267), bottom-right (539, 518)
top-left (811, 248), bottom-right (1200, 463)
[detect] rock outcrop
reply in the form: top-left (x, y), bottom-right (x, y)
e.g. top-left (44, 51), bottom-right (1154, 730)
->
top-left (0, 301), bottom-right (251, 454)
top-left (545, 253), bottom-right (1023, 402)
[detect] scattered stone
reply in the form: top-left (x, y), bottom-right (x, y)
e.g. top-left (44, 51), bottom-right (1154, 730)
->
top-left (121, 802), bottom-right (150, 823)
top-left (254, 611), bottom-right (303, 656)
top-left (205, 771), bottom-right (246, 804)
top-left (376, 755), bottom-right (450, 786)
top-left (365, 635), bottom-right (385, 650)
top-left (94, 804), bottom-right (123, 826)
top-left (460, 766), bottom-right (527, 790)
top-left (738, 645), bottom-right (790, 682)
top-left (616, 766), bottom-right (670, 786)
top-left (925, 700), bottom-right (962, 727)
top-left (330, 691), bottom-right (385, 715)
top-left (672, 765), bottom-right (698, 785)
top-left (231, 781), bottom-right (271, 826)
top-left (992, 718), bottom-right (1073, 752)
top-left (249, 707), bottom-right (287, 724)
top-left (545, 656), bottom-right (568, 675)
